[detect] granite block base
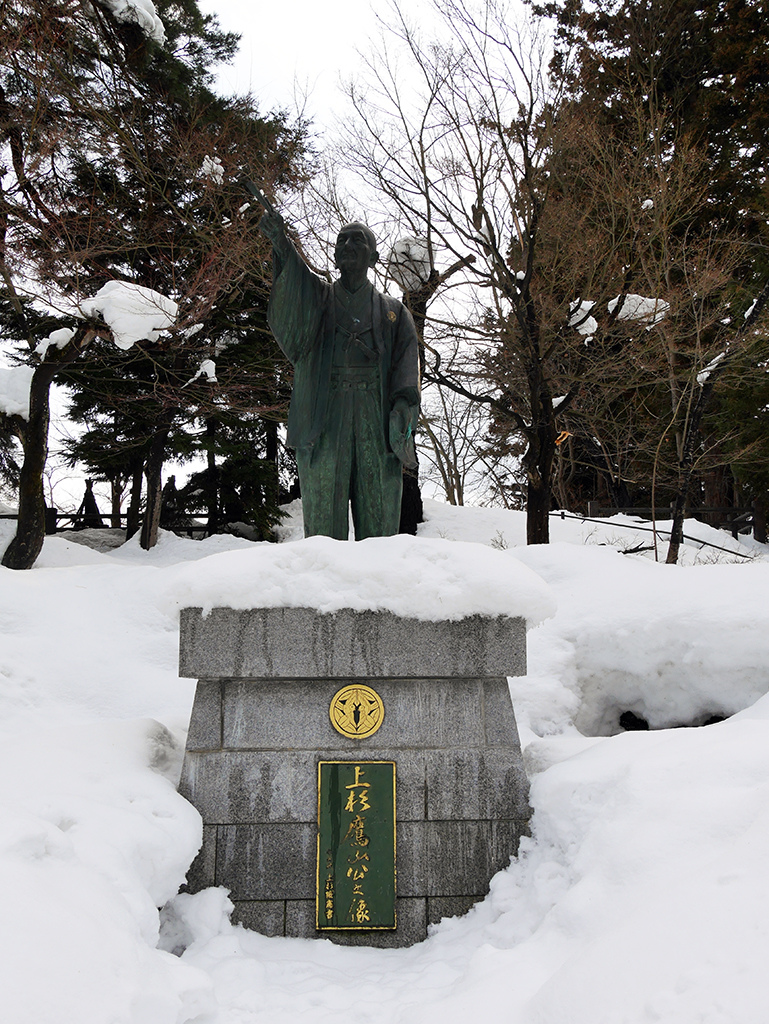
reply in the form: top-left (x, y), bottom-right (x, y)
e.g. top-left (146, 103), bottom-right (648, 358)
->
top-left (179, 607), bottom-right (530, 947)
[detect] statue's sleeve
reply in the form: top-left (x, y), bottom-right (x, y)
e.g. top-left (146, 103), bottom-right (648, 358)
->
top-left (267, 242), bottom-right (325, 364)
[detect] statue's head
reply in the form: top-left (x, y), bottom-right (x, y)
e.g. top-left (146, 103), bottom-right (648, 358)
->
top-left (334, 222), bottom-right (379, 276)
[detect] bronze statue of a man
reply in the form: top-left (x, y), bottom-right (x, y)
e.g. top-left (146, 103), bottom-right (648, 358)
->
top-left (260, 211), bottom-right (420, 540)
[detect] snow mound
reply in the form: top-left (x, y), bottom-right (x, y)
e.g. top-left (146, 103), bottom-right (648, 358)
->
top-left (518, 543), bottom-right (769, 735)
top-left (0, 498), bottom-right (767, 1022)
top-left (0, 718), bottom-right (209, 1024)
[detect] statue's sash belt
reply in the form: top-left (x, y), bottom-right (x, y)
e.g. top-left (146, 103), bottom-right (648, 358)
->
top-left (329, 367), bottom-right (380, 391)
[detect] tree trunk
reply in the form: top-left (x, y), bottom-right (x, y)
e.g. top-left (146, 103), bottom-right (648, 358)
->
top-left (126, 459), bottom-right (143, 539)
top-left (399, 458), bottom-right (424, 534)
top-left (205, 417), bottom-right (219, 535)
top-left (666, 382), bottom-right (713, 563)
top-left (263, 417), bottom-right (280, 516)
top-left (526, 475), bottom-right (552, 544)
top-left (666, 281), bottom-right (769, 562)
top-left (399, 288), bottom-right (428, 535)
top-left (109, 476), bottom-right (122, 529)
top-left (665, 484), bottom-right (687, 564)
top-left (524, 402), bottom-right (557, 545)
top-left (703, 465), bottom-right (732, 527)
top-left (140, 424), bottom-right (171, 550)
top-left (73, 479), bottom-right (105, 529)
top-left (1, 362), bottom-right (58, 569)
top-left (753, 497), bottom-right (767, 545)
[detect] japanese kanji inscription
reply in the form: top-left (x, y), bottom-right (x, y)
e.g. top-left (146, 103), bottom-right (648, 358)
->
top-left (316, 761), bottom-right (396, 930)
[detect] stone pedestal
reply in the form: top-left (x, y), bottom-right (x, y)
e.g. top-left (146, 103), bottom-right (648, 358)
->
top-left (178, 606), bottom-right (530, 947)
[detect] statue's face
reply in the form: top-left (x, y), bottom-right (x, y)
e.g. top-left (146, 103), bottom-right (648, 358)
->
top-left (334, 224), bottom-right (378, 275)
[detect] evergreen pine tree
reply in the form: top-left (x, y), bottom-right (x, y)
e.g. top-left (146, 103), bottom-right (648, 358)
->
top-left (528, 0), bottom-right (769, 546)
top-left (0, 0), bottom-right (308, 565)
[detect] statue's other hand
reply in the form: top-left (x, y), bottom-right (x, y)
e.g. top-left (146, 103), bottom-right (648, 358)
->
top-left (259, 209), bottom-right (286, 242)
top-left (389, 398), bottom-right (417, 468)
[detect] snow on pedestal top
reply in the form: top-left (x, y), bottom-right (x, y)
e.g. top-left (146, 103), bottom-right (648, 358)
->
top-left (175, 534), bottom-right (556, 626)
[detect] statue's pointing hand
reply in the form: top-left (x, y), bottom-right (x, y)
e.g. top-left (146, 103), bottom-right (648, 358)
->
top-left (259, 208), bottom-right (286, 243)
top-left (389, 397), bottom-right (418, 469)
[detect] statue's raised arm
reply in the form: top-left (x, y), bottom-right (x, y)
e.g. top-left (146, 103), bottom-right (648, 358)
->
top-left (242, 179), bottom-right (292, 264)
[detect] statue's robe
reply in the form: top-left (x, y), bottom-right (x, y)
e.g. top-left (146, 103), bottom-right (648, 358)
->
top-left (267, 242), bottom-right (420, 539)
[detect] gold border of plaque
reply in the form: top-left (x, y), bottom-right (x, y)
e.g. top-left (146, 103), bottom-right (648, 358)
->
top-left (329, 684), bottom-right (385, 739)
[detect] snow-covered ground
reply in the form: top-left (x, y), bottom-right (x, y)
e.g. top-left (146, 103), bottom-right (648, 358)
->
top-left (1, 500), bottom-right (768, 1024)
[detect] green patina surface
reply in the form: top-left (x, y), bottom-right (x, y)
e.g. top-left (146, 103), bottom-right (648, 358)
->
top-left (316, 761), bottom-right (396, 931)
top-left (259, 209), bottom-right (420, 540)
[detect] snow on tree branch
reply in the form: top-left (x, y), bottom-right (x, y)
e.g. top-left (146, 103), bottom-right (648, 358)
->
top-left (744, 297), bottom-right (759, 320)
top-left (80, 281), bottom-right (178, 350)
top-left (201, 156), bottom-right (225, 184)
top-left (608, 294), bottom-right (670, 326)
top-left (35, 328), bottom-right (75, 360)
top-left (388, 237), bottom-right (432, 293)
top-left (696, 352), bottom-right (726, 386)
top-left (569, 299), bottom-right (598, 337)
top-left (0, 366), bottom-right (35, 420)
top-left (100, 0), bottom-right (166, 45)
top-left (183, 359), bottom-right (217, 387)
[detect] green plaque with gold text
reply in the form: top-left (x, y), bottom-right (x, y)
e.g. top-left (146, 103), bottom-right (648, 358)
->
top-left (316, 761), bottom-right (396, 930)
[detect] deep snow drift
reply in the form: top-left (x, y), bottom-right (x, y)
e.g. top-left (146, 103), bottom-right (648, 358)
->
top-left (0, 501), bottom-right (767, 1024)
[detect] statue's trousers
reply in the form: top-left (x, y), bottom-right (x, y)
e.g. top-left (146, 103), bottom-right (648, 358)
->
top-left (297, 368), bottom-right (402, 540)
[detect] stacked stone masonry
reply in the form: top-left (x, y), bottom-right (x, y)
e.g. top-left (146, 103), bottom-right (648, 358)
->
top-left (179, 607), bottom-right (530, 947)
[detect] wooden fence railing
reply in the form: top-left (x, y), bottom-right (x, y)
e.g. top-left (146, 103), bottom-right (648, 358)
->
top-left (585, 503), bottom-right (765, 542)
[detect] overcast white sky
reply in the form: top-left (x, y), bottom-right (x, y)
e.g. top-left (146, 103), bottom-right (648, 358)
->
top-left (197, 0), bottom-right (391, 128)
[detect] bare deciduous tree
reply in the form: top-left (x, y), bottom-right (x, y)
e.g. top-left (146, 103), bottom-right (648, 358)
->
top-left (340, 0), bottom-right (767, 555)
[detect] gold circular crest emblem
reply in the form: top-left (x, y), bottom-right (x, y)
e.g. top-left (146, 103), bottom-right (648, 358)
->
top-left (329, 684), bottom-right (385, 739)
